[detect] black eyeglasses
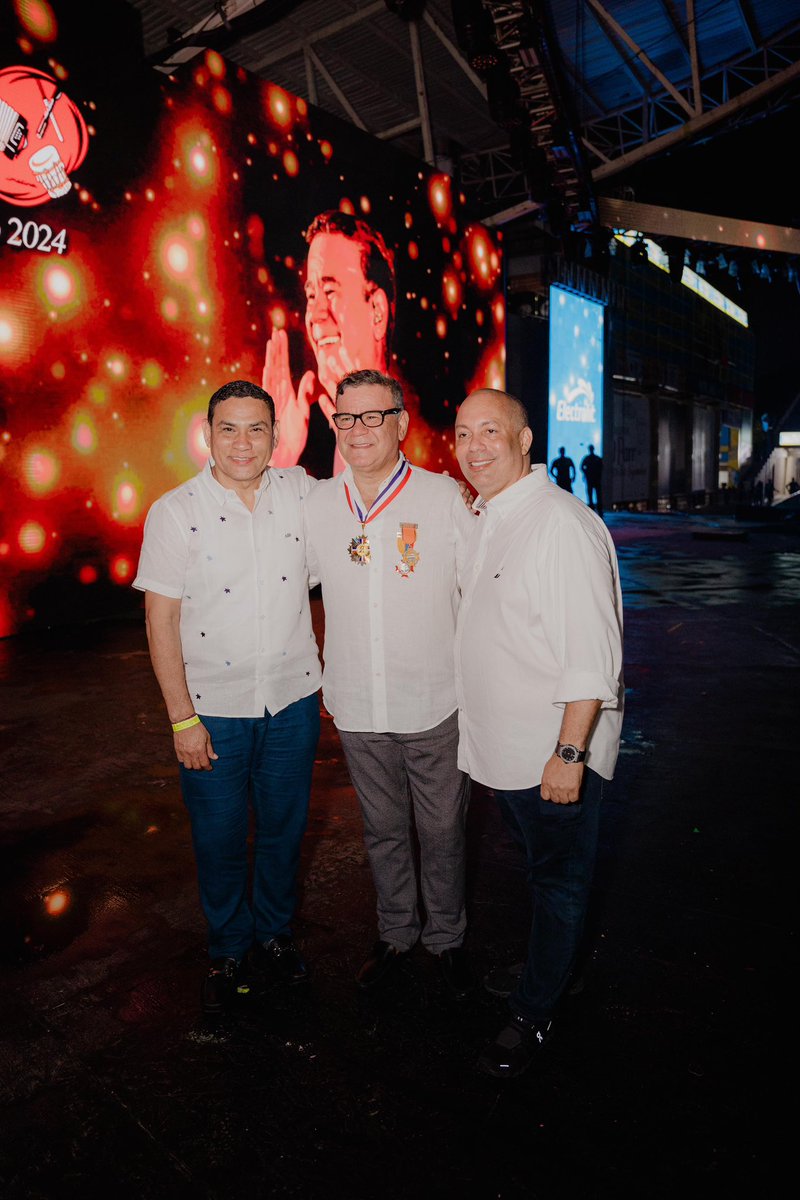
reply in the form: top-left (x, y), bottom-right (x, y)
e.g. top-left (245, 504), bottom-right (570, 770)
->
top-left (332, 408), bottom-right (402, 430)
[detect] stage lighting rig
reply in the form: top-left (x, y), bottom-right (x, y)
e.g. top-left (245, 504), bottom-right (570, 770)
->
top-left (486, 56), bottom-right (525, 129)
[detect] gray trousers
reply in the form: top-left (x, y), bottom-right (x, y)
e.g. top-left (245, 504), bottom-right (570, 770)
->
top-left (337, 710), bottom-right (471, 953)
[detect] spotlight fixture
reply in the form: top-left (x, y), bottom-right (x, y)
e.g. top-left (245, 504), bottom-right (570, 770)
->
top-left (451, 0), bottom-right (500, 73)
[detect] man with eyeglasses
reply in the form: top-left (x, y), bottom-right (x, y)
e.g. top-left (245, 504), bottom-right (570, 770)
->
top-left (303, 368), bottom-right (478, 997)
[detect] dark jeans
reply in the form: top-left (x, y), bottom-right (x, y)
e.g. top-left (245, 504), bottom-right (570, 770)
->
top-left (180, 694), bottom-right (320, 960)
top-left (495, 768), bottom-right (603, 1025)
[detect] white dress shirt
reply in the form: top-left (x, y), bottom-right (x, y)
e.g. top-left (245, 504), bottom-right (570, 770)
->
top-left (304, 457), bottom-right (476, 733)
top-left (455, 465), bottom-right (624, 789)
top-left (133, 461), bottom-right (321, 717)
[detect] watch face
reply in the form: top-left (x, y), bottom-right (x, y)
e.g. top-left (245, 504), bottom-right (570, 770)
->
top-left (559, 744), bottom-right (578, 763)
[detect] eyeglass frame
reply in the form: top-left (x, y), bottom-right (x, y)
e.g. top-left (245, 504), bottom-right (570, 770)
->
top-left (331, 407), bottom-right (403, 430)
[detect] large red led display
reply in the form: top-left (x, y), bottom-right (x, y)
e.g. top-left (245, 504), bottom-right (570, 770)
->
top-left (0, 1), bottom-right (504, 637)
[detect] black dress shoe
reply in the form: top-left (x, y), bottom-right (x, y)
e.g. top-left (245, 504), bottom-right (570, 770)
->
top-left (437, 946), bottom-right (477, 998)
top-left (477, 1013), bottom-right (552, 1079)
top-left (256, 934), bottom-right (309, 984)
top-left (201, 956), bottom-right (239, 1015)
top-left (355, 940), bottom-right (406, 989)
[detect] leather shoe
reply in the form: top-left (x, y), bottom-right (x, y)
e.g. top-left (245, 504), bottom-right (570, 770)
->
top-left (477, 1013), bottom-right (552, 1079)
top-left (255, 934), bottom-right (309, 984)
top-left (201, 956), bottom-right (239, 1015)
top-left (437, 945), bottom-right (477, 998)
top-left (355, 940), bottom-right (406, 989)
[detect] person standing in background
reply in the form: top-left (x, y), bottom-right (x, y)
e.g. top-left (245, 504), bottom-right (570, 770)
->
top-left (550, 446), bottom-right (576, 492)
top-left (580, 444), bottom-right (603, 514)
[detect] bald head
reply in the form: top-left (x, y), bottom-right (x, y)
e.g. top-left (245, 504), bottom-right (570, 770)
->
top-left (455, 388), bottom-right (533, 500)
top-left (464, 388), bottom-right (529, 432)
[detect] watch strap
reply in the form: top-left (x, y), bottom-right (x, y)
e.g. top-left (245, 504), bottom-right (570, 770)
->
top-left (555, 741), bottom-right (586, 764)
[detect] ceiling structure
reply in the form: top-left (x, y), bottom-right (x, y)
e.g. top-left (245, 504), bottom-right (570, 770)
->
top-left (125, 1), bottom-right (800, 249)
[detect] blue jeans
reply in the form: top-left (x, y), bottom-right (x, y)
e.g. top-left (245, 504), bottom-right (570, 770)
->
top-left (495, 769), bottom-right (603, 1025)
top-left (179, 694), bottom-right (320, 960)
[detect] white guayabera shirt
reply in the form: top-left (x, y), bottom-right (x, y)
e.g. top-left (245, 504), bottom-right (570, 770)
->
top-left (134, 461), bottom-right (321, 717)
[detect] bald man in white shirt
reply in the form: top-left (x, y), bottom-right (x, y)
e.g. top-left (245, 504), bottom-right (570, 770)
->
top-left (454, 387), bottom-right (624, 1078)
top-left (304, 368), bottom-right (477, 998)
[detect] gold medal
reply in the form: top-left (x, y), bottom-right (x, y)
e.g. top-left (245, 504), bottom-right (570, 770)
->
top-left (395, 522), bottom-right (419, 578)
top-left (344, 460), bottom-right (412, 567)
top-left (348, 532), bottom-right (371, 564)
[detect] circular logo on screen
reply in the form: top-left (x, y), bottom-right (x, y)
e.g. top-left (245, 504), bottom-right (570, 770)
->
top-left (0, 66), bottom-right (89, 207)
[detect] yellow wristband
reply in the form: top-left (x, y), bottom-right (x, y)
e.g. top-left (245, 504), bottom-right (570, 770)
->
top-left (172, 715), bottom-right (200, 732)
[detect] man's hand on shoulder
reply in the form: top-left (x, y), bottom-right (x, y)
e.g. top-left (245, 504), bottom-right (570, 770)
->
top-left (443, 470), bottom-right (477, 512)
top-left (174, 721), bottom-right (218, 771)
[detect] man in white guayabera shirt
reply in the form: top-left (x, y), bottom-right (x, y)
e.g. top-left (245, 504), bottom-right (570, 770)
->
top-left (454, 387), bottom-right (624, 1079)
top-left (134, 380), bottom-right (321, 1019)
top-left (303, 368), bottom-right (478, 999)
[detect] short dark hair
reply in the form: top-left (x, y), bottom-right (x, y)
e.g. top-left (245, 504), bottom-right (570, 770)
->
top-left (207, 380), bottom-right (275, 424)
top-left (304, 210), bottom-right (396, 353)
top-left (336, 369), bottom-right (404, 410)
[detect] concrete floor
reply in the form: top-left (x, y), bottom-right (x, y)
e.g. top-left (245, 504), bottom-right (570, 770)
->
top-left (0, 510), bottom-right (796, 1198)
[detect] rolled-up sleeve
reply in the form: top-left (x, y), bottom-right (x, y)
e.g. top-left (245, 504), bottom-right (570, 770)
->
top-left (541, 515), bottom-right (623, 709)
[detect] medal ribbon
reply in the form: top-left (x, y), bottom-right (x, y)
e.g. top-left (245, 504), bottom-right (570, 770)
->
top-left (343, 456), bottom-right (412, 528)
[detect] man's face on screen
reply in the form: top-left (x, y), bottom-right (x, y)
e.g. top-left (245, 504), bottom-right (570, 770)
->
top-left (304, 232), bottom-right (385, 398)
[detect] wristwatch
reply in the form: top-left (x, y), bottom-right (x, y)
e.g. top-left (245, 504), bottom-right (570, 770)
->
top-left (554, 741), bottom-right (586, 764)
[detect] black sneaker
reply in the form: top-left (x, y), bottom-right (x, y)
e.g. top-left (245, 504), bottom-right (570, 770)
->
top-left (201, 956), bottom-right (239, 1015)
top-left (483, 961), bottom-right (586, 999)
top-left (256, 934), bottom-right (309, 985)
top-left (477, 1014), bottom-right (552, 1079)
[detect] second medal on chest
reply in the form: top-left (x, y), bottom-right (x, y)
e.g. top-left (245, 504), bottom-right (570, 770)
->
top-left (395, 522), bottom-right (419, 577)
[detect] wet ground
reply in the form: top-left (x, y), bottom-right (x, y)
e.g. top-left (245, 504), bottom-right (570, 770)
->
top-left (0, 510), bottom-right (796, 1198)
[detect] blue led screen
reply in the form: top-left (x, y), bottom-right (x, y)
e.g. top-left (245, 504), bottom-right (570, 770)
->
top-left (547, 286), bottom-right (605, 501)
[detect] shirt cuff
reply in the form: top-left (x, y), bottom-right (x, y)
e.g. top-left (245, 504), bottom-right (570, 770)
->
top-left (132, 576), bottom-right (183, 599)
top-left (552, 669), bottom-right (621, 708)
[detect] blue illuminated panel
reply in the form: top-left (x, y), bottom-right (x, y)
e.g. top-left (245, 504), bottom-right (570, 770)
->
top-left (547, 286), bottom-right (605, 496)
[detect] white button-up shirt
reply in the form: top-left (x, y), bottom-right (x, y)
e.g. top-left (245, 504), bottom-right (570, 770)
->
top-left (455, 465), bottom-right (624, 789)
top-left (133, 461), bottom-right (321, 717)
top-left (304, 458), bottom-right (476, 733)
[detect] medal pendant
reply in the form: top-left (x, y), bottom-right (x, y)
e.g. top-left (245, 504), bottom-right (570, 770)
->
top-left (348, 533), bottom-right (371, 564)
top-left (395, 522), bottom-right (419, 578)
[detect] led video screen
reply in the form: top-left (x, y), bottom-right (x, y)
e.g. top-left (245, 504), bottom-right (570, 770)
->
top-left (0, 0), bottom-right (504, 636)
top-left (546, 285), bottom-right (605, 502)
